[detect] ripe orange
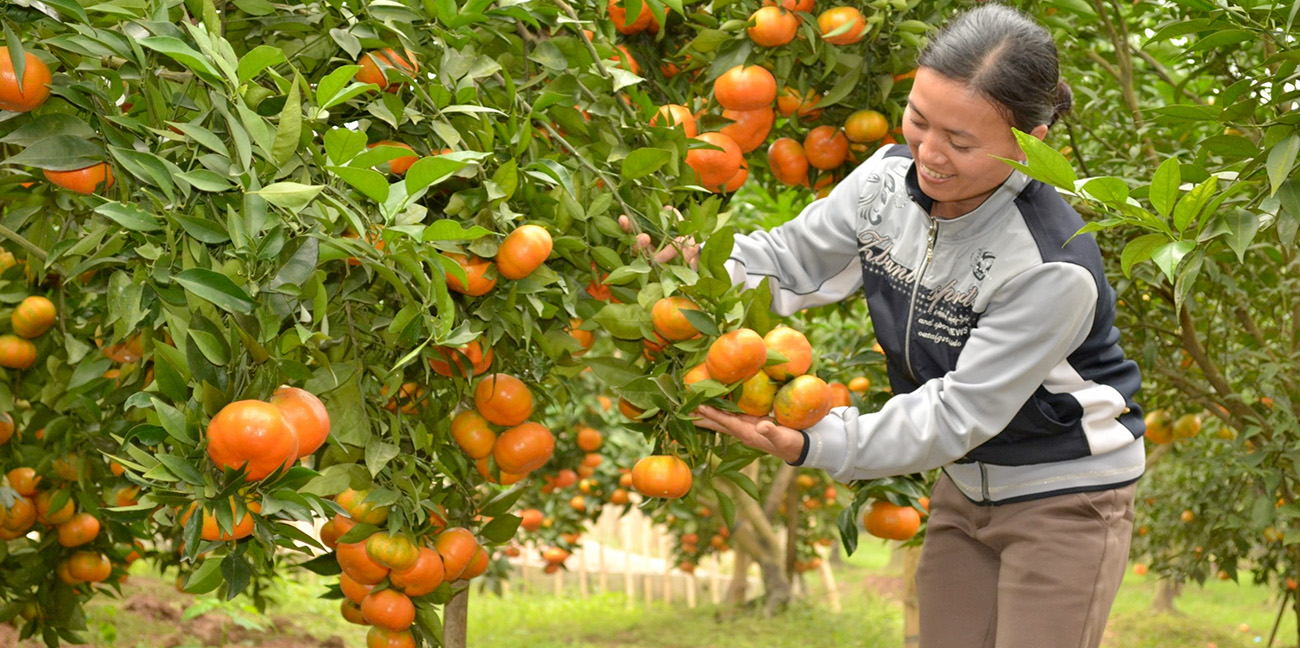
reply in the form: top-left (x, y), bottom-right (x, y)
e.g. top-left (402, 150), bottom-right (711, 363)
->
top-left (444, 252), bottom-right (497, 296)
top-left (828, 381), bottom-right (852, 407)
top-left (1144, 409), bottom-right (1173, 444)
top-left (100, 335), bottom-right (144, 363)
top-left (11, 296), bottom-right (55, 338)
top-left (429, 338), bottom-right (493, 377)
top-left (576, 425), bottom-right (603, 452)
top-left (336, 488), bottom-right (390, 525)
top-left (382, 382), bottom-right (425, 414)
top-left (57, 512), bottom-right (101, 547)
top-left (1173, 413), bottom-right (1202, 439)
top-left (493, 421), bottom-right (555, 474)
top-left (66, 551), bottom-right (112, 583)
top-left (390, 546), bottom-right (446, 596)
top-left (1180, 509), bottom-right (1195, 523)
top-left (362, 589), bottom-right (415, 631)
top-left (34, 490), bottom-right (75, 526)
top-left (619, 397), bottom-right (645, 420)
top-left (713, 65), bottom-right (777, 111)
top-left (367, 141), bottom-right (418, 175)
top-left (776, 86), bottom-right (822, 120)
top-left (270, 386), bottom-right (331, 459)
top-left (848, 376), bottom-right (871, 392)
top-left (356, 49), bottom-right (417, 92)
top-left (6, 467), bottom-right (40, 496)
top-left (719, 106), bottom-right (775, 153)
top-left (434, 527), bottom-right (480, 580)
top-left (705, 328), bottom-right (768, 384)
top-left (0, 47), bottom-right (52, 112)
top-left (686, 132), bottom-right (743, 192)
top-left (44, 163), bottom-right (115, 195)
top-left (451, 410), bottom-right (497, 459)
top-left (0, 495), bottom-right (35, 537)
top-left (651, 296), bottom-right (703, 341)
top-left (338, 539), bottom-right (392, 585)
top-left (724, 158), bottom-right (749, 193)
top-left (863, 500), bottom-right (921, 540)
top-left (764, 0), bottom-right (815, 11)
top-left (206, 400), bottom-right (298, 481)
top-left (608, 0), bottom-right (661, 34)
top-left (736, 372), bottom-right (778, 416)
top-left (748, 6), bottom-right (799, 47)
top-left (804, 125), bottom-right (850, 170)
top-left (683, 362), bottom-right (712, 390)
top-left (845, 109), bottom-right (889, 143)
top-left (818, 7), bottom-right (868, 45)
top-left (182, 498), bottom-right (261, 542)
top-left (632, 455), bottom-right (693, 499)
top-left (0, 412), bottom-right (12, 446)
top-left (365, 533), bottom-right (420, 572)
top-left (767, 137), bottom-right (810, 187)
top-left (366, 627), bottom-right (416, 648)
top-left (496, 224), bottom-right (552, 280)
top-left (474, 373), bottom-right (534, 426)
top-left (0, 336), bottom-right (33, 369)
top-left (773, 375), bottom-right (833, 429)
top-left (519, 508), bottom-right (544, 532)
top-left (610, 44), bottom-right (640, 75)
top-left (1132, 563), bottom-right (1148, 576)
top-left (762, 325), bottom-right (813, 380)
top-left (476, 457), bottom-right (526, 485)
top-left (651, 104), bottom-right (697, 137)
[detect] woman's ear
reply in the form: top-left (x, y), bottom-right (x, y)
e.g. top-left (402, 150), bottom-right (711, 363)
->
top-left (1030, 124), bottom-right (1049, 141)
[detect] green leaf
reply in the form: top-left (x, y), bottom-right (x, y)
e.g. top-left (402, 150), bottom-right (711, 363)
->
top-left (175, 268), bottom-right (256, 314)
top-left (1005, 130), bottom-right (1078, 189)
top-left (719, 470), bottom-right (760, 502)
top-left (1080, 177), bottom-right (1129, 205)
top-left (481, 514), bottom-right (522, 543)
top-left (1221, 209), bottom-right (1260, 262)
top-left (422, 220), bottom-right (492, 242)
top-left (621, 148), bottom-right (673, 181)
top-left (480, 485), bottom-right (529, 517)
top-left (139, 37), bottom-right (223, 83)
top-left (237, 45), bottom-right (286, 83)
top-left (819, 65), bottom-right (863, 110)
top-left (404, 156), bottom-right (471, 195)
top-left (221, 553), bottom-right (252, 600)
top-left (1149, 157), bottom-right (1181, 218)
top-left (156, 454), bottom-right (205, 486)
top-left (171, 123), bottom-right (231, 158)
top-left (177, 170), bottom-right (236, 192)
top-left (1120, 233), bottom-right (1169, 277)
top-left (836, 505), bottom-right (860, 556)
top-left (95, 202), bottom-right (162, 232)
top-left (1266, 134), bottom-right (1300, 197)
top-left (1172, 177), bottom-right (1217, 232)
top-left (330, 166), bottom-right (389, 204)
top-left (324, 128), bottom-right (369, 165)
top-left (152, 397), bottom-right (197, 446)
top-left (1152, 240), bottom-right (1196, 284)
top-left (174, 214), bottom-right (232, 244)
top-left (300, 463), bottom-right (366, 497)
top-left (0, 115), bottom-right (96, 146)
top-left (592, 303), bottom-right (651, 340)
top-left (272, 79), bottom-right (302, 166)
top-left (364, 438), bottom-right (400, 477)
top-left (252, 182), bottom-right (323, 212)
top-left (0, 135), bottom-right (103, 171)
top-left (584, 356), bottom-right (643, 389)
top-left (184, 559), bottom-right (225, 594)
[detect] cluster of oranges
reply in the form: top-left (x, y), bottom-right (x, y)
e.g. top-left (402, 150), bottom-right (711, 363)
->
top-left (0, 295), bottom-right (55, 370)
top-left (449, 373), bottom-right (556, 486)
top-left (205, 386), bottom-right (331, 481)
top-left (1143, 408), bottom-right (1204, 444)
top-left (320, 486), bottom-right (488, 648)
top-left (445, 224), bottom-right (553, 297)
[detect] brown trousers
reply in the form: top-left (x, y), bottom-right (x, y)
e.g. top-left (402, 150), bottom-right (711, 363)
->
top-left (916, 473), bottom-right (1136, 648)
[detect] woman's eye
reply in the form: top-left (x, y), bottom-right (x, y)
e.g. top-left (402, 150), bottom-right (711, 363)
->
top-left (951, 143), bottom-right (971, 152)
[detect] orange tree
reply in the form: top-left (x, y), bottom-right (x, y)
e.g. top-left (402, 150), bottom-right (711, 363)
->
top-left (0, 0), bottom-right (939, 644)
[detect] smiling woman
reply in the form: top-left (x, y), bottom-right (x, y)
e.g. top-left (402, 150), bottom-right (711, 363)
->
top-left (689, 5), bottom-right (1144, 648)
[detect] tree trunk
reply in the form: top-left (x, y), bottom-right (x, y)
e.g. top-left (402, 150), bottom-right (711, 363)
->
top-left (443, 585), bottom-right (469, 648)
top-left (726, 549), bottom-right (751, 605)
top-left (902, 546), bottom-right (922, 648)
top-left (1151, 578), bottom-right (1181, 613)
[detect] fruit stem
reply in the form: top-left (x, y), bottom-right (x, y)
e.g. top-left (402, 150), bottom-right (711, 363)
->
top-left (0, 224), bottom-right (47, 262)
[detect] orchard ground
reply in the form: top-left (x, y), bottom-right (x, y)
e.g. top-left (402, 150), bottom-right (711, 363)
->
top-left (2, 542), bottom-right (1291, 648)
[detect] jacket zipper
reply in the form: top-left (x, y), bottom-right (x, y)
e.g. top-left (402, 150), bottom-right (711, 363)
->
top-left (978, 462), bottom-right (990, 503)
top-left (904, 217), bottom-right (939, 383)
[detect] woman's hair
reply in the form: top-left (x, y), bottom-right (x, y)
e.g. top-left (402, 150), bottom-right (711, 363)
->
top-left (917, 4), bottom-right (1072, 131)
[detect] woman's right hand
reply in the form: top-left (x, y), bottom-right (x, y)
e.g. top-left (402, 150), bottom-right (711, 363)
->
top-left (618, 213), bottom-right (700, 268)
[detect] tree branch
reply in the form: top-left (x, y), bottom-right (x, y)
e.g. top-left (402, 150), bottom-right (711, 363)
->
top-left (0, 224), bottom-right (48, 262)
top-left (1178, 303), bottom-right (1263, 426)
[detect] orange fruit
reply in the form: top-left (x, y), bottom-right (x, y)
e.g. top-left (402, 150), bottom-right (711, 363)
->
top-left (763, 325), bottom-right (813, 380)
top-left (1144, 409), bottom-right (1173, 444)
top-left (776, 86), bottom-right (822, 120)
top-left (609, 488), bottom-right (630, 505)
top-left (444, 252), bottom-right (497, 296)
top-left (390, 546), bottom-right (446, 596)
top-left (845, 109), bottom-right (889, 143)
top-left (818, 7), bottom-right (868, 45)
top-left (366, 532), bottom-right (420, 571)
top-left (429, 338), bottom-right (493, 377)
top-left (828, 381), bottom-right (852, 407)
top-left (651, 296), bottom-right (703, 341)
top-left (804, 125), bottom-right (849, 170)
top-left (608, 0), bottom-right (661, 34)
top-left (338, 539), bottom-right (392, 585)
top-left (6, 467), bottom-right (40, 496)
top-left (1132, 563), bottom-right (1148, 576)
top-left (270, 386), bottom-right (331, 459)
top-left (1173, 413), bottom-right (1202, 439)
top-left (341, 599), bottom-right (368, 625)
top-left (748, 6), bottom-right (799, 47)
top-left (44, 163), bottom-right (115, 195)
top-left (519, 508), bottom-right (544, 531)
top-left (34, 490), bottom-right (75, 526)
top-left (362, 589), bottom-right (415, 631)
top-left (0, 412), bottom-right (12, 445)
top-left (66, 551), bottom-right (112, 583)
top-left (476, 457), bottom-right (526, 485)
top-left (719, 106), bottom-right (775, 153)
top-left (724, 158), bottom-right (749, 193)
top-left (336, 488), bottom-right (390, 525)
top-left (57, 512), bottom-right (101, 547)
top-left (863, 500), bottom-right (921, 540)
top-left (848, 376), bottom-right (871, 392)
top-left (705, 328), bottom-right (768, 384)
top-left (367, 141), bottom-right (418, 175)
top-left (11, 296), bottom-right (55, 338)
top-left (366, 627), bottom-right (416, 648)
top-left (0, 47), bottom-right (52, 112)
top-left (764, 0), bottom-right (815, 11)
top-left (736, 372), bottom-right (778, 417)
top-left (767, 137), bottom-right (810, 187)
top-left (618, 397), bottom-right (645, 420)
top-left (713, 65), bottom-right (777, 110)
top-left (496, 224), bottom-right (552, 280)
top-left (182, 498), bottom-right (261, 542)
top-left (100, 335), bottom-right (144, 363)
top-left (773, 375), bottom-right (833, 429)
top-left (493, 421), bottom-right (555, 474)
top-left (651, 104), bottom-right (697, 137)
top-left (381, 382), bottom-right (425, 414)
top-left (451, 410), bottom-right (497, 459)
top-left (356, 49), bottom-right (417, 92)
top-left (683, 362), bottom-right (712, 390)
top-left (474, 373), bottom-right (534, 426)
top-left (206, 400), bottom-right (298, 481)
top-left (686, 132), bottom-right (743, 192)
top-left (434, 527), bottom-right (479, 580)
top-left (610, 45), bottom-right (640, 75)
top-left (631, 455), bottom-right (693, 499)
top-left (576, 426), bottom-right (603, 452)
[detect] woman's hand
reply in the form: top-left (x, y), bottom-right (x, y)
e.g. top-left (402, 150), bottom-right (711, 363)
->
top-left (618, 213), bottom-right (700, 268)
top-left (692, 405), bottom-right (805, 464)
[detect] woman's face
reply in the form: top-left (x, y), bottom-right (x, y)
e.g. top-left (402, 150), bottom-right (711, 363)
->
top-left (901, 67), bottom-right (1047, 219)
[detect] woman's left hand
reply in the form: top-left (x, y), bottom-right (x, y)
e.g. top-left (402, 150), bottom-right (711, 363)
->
top-left (692, 405), bottom-right (805, 464)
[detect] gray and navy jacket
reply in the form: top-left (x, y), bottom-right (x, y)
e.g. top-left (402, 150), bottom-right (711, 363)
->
top-left (726, 145), bottom-right (1145, 504)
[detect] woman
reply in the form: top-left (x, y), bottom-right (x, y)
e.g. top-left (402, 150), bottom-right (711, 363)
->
top-left (688, 5), bottom-right (1144, 647)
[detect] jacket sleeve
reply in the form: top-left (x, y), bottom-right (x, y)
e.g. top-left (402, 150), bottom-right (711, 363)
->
top-left (724, 150), bottom-right (890, 316)
top-left (795, 262), bottom-right (1099, 481)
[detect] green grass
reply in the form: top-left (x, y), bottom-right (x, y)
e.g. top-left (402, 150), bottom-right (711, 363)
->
top-left (1106, 569), bottom-right (1299, 648)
